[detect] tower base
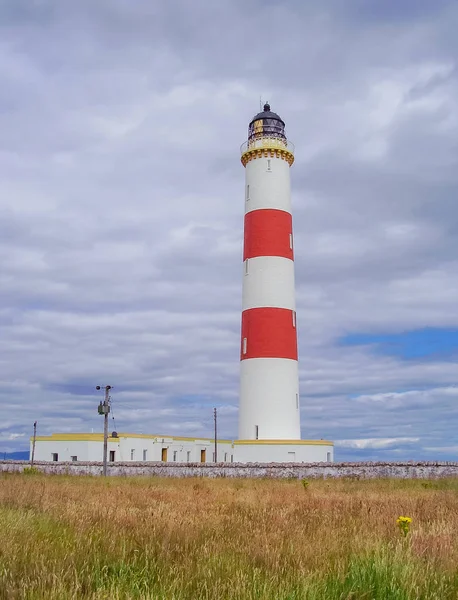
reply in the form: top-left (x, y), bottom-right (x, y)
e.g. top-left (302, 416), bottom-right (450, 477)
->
top-left (233, 440), bottom-right (334, 463)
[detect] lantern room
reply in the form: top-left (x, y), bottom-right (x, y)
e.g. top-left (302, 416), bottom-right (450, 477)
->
top-left (248, 103), bottom-right (286, 142)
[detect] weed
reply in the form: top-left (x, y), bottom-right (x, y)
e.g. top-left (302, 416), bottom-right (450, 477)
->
top-left (22, 466), bottom-right (41, 475)
top-left (301, 478), bottom-right (310, 491)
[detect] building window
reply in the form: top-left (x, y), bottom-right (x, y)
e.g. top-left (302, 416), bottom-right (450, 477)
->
top-left (173, 451), bottom-right (177, 462)
top-left (130, 449), bottom-right (135, 461)
top-left (296, 393), bottom-right (299, 409)
top-left (327, 452), bottom-right (331, 462)
top-left (109, 450), bottom-right (115, 462)
top-left (187, 451), bottom-right (191, 462)
top-left (289, 233), bottom-right (293, 249)
top-left (52, 453), bottom-right (58, 462)
top-left (230, 454), bottom-right (234, 463)
top-left (143, 449), bottom-right (147, 461)
top-left (255, 425), bottom-right (259, 440)
top-left (246, 184), bottom-right (250, 201)
top-left (267, 159), bottom-right (271, 171)
top-left (292, 310), bottom-right (296, 327)
top-left (224, 452), bottom-right (228, 462)
top-left (245, 259), bottom-right (249, 275)
top-left (242, 337), bottom-right (247, 355)
top-left (71, 456), bottom-right (77, 462)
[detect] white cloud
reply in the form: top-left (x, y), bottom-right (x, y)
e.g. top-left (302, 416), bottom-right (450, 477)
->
top-left (0, 433), bottom-right (25, 441)
top-left (336, 438), bottom-right (420, 450)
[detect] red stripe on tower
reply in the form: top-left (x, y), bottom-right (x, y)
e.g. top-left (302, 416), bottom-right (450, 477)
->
top-left (240, 307), bottom-right (297, 360)
top-left (243, 209), bottom-right (293, 261)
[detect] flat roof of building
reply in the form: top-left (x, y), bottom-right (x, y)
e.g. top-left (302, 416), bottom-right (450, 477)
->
top-left (31, 433), bottom-right (334, 446)
top-left (32, 432), bottom-right (233, 443)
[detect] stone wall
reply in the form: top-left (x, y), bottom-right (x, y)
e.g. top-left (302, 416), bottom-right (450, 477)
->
top-left (1, 460), bottom-right (458, 479)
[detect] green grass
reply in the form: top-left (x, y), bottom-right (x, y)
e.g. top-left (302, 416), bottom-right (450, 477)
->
top-left (0, 474), bottom-right (457, 599)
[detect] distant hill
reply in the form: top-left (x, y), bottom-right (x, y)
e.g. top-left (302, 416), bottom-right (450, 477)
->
top-left (1, 451), bottom-right (29, 460)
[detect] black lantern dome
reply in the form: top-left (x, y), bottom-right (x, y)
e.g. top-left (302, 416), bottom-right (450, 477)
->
top-left (248, 103), bottom-right (286, 142)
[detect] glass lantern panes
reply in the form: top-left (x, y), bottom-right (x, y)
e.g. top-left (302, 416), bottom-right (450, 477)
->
top-left (248, 113), bottom-right (286, 141)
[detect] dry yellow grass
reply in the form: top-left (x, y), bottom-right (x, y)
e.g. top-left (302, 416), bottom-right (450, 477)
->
top-left (1, 473), bottom-right (458, 599)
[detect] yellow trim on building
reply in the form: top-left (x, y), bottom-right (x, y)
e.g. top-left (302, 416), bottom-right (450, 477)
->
top-left (33, 434), bottom-right (119, 443)
top-left (115, 433), bottom-right (231, 443)
top-left (31, 432), bottom-right (233, 444)
top-left (234, 439), bottom-right (334, 446)
top-left (31, 433), bottom-right (331, 446)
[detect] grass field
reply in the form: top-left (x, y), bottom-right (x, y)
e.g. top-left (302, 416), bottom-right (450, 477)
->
top-left (1, 474), bottom-right (458, 599)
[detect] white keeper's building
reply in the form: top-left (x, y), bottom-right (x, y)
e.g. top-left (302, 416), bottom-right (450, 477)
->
top-left (30, 433), bottom-right (333, 464)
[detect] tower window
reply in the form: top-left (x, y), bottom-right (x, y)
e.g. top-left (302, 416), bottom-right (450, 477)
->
top-left (292, 310), bottom-right (296, 327)
top-left (246, 184), bottom-right (250, 201)
top-left (255, 425), bottom-right (259, 440)
top-left (242, 337), bottom-right (247, 355)
top-left (130, 449), bottom-right (135, 460)
top-left (296, 393), bottom-right (299, 409)
top-left (267, 159), bottom-right (271, 171)
top-left (245, 259), bottom-right (249, 275)
top-left (289, 233), bottom-right (293, 249)
top-left (143, 449), bottom-right (147, 461)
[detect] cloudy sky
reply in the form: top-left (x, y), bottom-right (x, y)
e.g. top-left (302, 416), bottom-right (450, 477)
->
top-left (1, 0), bottom-right (458, 461)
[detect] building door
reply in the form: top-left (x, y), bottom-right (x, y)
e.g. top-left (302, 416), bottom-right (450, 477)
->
top-left (200, 449), bottom-right (206, 463)
top-left (287, 451), bottom-right (296, 461)
top-left (109, 451), bottom-right (115, 462)
top-left (161, 448), bottom-right (168, 462)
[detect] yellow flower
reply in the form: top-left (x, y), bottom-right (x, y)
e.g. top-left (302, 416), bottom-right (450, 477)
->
top-left (396, 516), bottom-right (412, 536)
top-left (397, 516), bottom-right (412, 524)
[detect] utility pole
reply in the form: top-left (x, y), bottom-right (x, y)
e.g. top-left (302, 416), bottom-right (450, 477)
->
top-left (31, 421), bottom-right (37, 466)
top-left (96, 385), bottom-right (111, 476)
top-left (214, 407), bottom-right (217, 463)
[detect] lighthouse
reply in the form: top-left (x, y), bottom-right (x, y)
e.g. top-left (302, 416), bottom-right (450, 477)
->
top-left (234, 104), bottom-right (333, 462)
top-left (238, 102), bottom-right (299, 441)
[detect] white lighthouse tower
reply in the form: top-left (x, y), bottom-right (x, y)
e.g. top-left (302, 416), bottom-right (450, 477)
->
top-left (234, 104), bottom-right (334, 463)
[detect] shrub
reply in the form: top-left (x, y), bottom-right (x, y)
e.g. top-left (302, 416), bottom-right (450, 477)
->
top-left (22, 466), bottom-right (41, 475)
